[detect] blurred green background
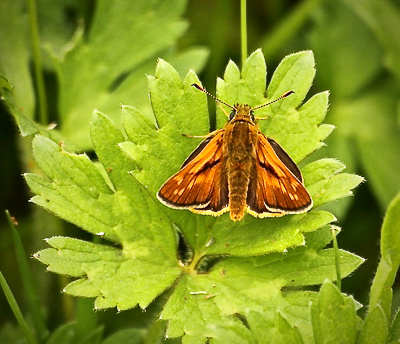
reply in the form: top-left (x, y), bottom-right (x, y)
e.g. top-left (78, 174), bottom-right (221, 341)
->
top-left (1, 0), bottom-right (400, 341)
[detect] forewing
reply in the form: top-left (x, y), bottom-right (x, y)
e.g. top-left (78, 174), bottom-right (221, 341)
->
top-left (246, 134), bottom-right (312, 217)
top-left (267, 138), bottom-right (303, 182)
top-left (157, 130), bottom-right (229, 214)
top-left (181, 135), bottom-right (214, 169)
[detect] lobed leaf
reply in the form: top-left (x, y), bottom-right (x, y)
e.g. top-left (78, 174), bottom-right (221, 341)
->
top-left (28, 50), bottom-right (365, 341)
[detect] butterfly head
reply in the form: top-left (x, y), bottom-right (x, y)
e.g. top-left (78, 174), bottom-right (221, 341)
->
top-left (229, 104), bottom-right (255, 123)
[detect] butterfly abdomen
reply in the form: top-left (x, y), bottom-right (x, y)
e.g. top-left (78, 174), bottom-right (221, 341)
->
top-left (227, 168), bottom-right (251, 221)
top-left (225, 120), bottom-right (258, 221)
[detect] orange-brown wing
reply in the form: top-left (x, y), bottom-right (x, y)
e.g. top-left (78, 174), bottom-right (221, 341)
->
top-left (157, 130), bottom-right (229, 215)
top-left (246, 134), bottom-right (312, 218)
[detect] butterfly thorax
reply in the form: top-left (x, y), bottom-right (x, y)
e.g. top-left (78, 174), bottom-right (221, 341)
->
top-left (224, 104), bottom-right (259, 221)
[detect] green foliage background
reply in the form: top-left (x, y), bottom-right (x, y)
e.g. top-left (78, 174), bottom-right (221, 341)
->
top-left (1, 0), bottom-right (400, 343)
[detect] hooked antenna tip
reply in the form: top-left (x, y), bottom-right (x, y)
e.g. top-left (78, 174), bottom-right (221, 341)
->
top-left (282, 90), bottom-right (295, 98)
top-left (192, 83), bottom-right (203, 91)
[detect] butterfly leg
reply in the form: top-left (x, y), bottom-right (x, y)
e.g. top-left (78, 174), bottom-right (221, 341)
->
top-left (254, 115), bottom-right (270, 121)
top-left (181, 133), bottom-right (210, 139)
top-left (182, 129), bottom-right (224, 139)
top-left (217, 103), bottom-right (230, 118)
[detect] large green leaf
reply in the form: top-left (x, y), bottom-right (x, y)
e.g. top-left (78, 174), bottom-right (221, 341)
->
top-left (28, 51), bottom-right (363, 342)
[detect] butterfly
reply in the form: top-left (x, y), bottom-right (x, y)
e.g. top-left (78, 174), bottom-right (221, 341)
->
top-left (157, 83), bottom-right (313, 222)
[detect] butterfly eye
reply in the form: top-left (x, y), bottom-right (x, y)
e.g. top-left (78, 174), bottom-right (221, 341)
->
top-left (250, 112), bottom-right (255, 122)
top-left (229, 110), bottom-right (236, 121)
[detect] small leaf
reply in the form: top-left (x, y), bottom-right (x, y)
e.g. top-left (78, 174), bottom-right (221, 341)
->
top-left (131, 64), bottom-right (209, 193)
top-left (0, 77), bottom-right (65, 142)
top-left (372, 191), bottom-right (400, 316)
top-left (379, 192), bottom-right (400, 271)
top-left (311, 282), bottom-right (358, 344)
top-left (303, 159), bottom-right (364, 208)
top-left (360, 191), bottom-right (400, 341)
top-left (388, 309), bottom-right (400, 344)
top-left (358, 305), bottom-right (389, 344)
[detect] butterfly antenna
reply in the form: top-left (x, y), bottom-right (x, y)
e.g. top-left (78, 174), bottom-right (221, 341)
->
top-left (192, 83), bottom-right (235, 110)
top-left (251, 90), bottom-right (294, 111)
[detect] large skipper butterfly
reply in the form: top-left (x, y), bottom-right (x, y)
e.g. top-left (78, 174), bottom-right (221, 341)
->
top-left (157, 84), bottom-right (313, 221)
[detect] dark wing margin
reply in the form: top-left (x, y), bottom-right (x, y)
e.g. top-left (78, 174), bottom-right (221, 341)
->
top-left (246, 133), bottom-right (312, 218)
top-left (157, 130), bottom-right (229, 215)
top-left (181, 135), bottom-right (214, 169)
top-left (267, 138), bottom-right (303, 182)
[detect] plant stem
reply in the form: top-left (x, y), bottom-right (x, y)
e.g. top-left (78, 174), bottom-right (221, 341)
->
top-left (27, 0), bottom-right (48, 124)
top-left (240, 0), bottom-right (248, 67)
top-left (331, 226), bottom-right (341, 291)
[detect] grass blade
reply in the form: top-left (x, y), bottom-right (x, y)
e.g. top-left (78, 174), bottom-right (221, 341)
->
top-left (0, 271), bottom-right (37, 344)
top-left (6, 210), bottom-right (48, 340)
